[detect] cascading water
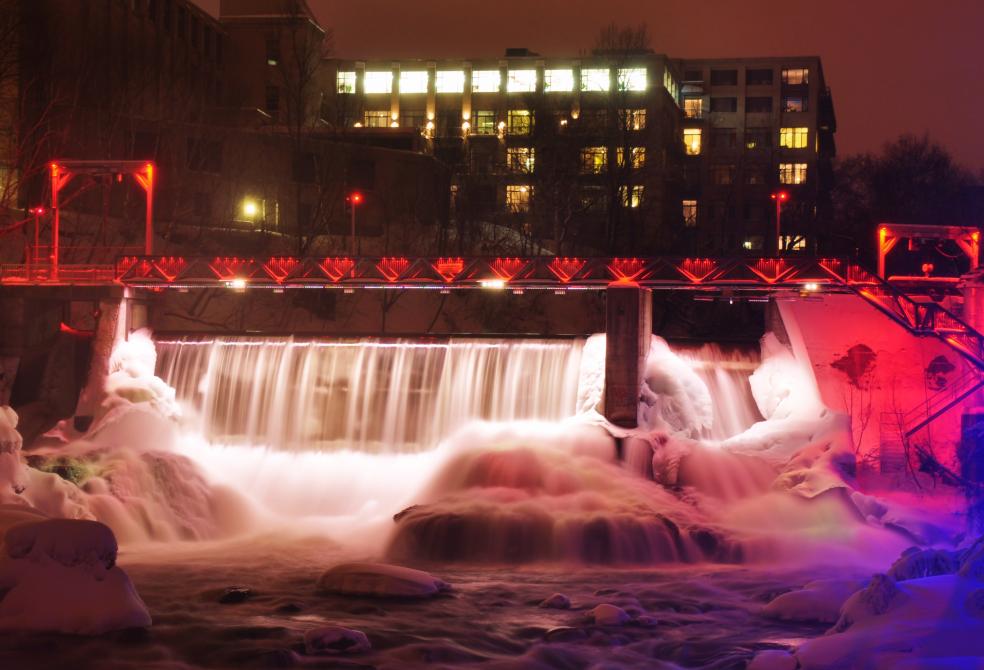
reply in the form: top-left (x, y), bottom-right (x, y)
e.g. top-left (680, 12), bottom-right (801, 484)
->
top-left (156, 337), bottom-right (585, 453)
top-left (674, 342), bottom-right (763, 440)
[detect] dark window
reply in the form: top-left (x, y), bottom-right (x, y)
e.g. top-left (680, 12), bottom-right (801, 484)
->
top-left (745, 128), bottom-right (771, 150)
top-left (683, 69), bottom-right (703, 82)
top-left (744, 167), bottom-right (767, 185)
top-left (710, 164), bottom-right (735, 185)
top-left (746, 97), bottom-right (773, 113)
top-left (215, 35), bottom-right (223, 65)
top-left (203, 27), bottom-right (212, 58)
top-left (265, 86), bottom-right (280, 113)
top-left (746, 68), bottom-right (773, 86)
top-left (577, 109), bottom-right (607, 132)
top-left (710, 129), bottom-right (737, 149)
top-left (293, 152), bottom-right (318, 183)
top-left (710, 69), bottom-right (738, 86)
top-left (783, 95), bottom-right (808, 112)
top-left (163, 0), bottom-right (171, 30)
top-left (710, 97), bottom-right (737, 113)
top-left (148, 0), bottom-right (158, 22)
top-left (402, 110), bottom-right (426, 130)
top-left (191, 18), bottom-right (199, 48)
top-left (186, 137), bottom-right (222, 173)
top-left (177, 6), bottom-right (186, 38)
top-left (744, 202), bottom-right (765, 220)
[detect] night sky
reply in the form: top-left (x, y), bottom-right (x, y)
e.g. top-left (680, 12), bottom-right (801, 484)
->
top-left (198, 0), bottom-right (984, 171)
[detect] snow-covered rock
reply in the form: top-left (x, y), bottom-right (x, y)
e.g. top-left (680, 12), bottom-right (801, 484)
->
top-left (304, 625), bottom-right (371, 655)
top-left (317, 562), bottom-right (450, 598)
top-left (889, 547), bottom-right (960, 581)
top-left (590, 603), bottom-right (629, 625)
top-left (797, 574), bottom-right (984, 669)
top-left (831, 573), bottom-right (899, 633)
top-left (0, 406), bottom-right (27, 499)
top-left (539, 593), bottom-right (571, 609)
top-left (4, 518), bottom-right (117, 568)
top-left (0, 518), bottom-right (150, 634)
top-left (763, 578), bottom-right (864, 623)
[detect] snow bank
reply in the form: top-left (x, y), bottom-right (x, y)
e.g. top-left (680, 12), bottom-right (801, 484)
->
top-left (763, 578), bottom-right (865, 623)
top-left (0, 519), bottom-right (150, 634)
top-left (316, 562), bottom-right (450, 598)
top-left (304, 625), bottom-right (371, 654)
top-left (0, 406), bottom-right (27, 500)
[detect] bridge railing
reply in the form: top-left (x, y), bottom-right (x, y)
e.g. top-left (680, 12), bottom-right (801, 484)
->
top-left (111, 255), bottom-right (856, 290)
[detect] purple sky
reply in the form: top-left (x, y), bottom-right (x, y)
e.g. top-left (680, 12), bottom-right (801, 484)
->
top-left (199, 0), bottom-right (984, 171)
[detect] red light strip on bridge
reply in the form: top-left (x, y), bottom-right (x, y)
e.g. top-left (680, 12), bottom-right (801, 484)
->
top-left (319, 257), bottom-right (355, 282)
top-left (547, 257), bottom-right (586, 283)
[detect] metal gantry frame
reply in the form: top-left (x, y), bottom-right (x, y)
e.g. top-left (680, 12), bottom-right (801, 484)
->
top-left (877, 222), bottom-right (979, 278)
top-left (49, 160), bottom-right (155, 278)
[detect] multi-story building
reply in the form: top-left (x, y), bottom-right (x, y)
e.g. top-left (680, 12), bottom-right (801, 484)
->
top-left (676, 57), bottom-right (836, 254)
top-left (323, 50), bottom-right (683, 255)
top-left (324, 52), bottom-right (837, 256)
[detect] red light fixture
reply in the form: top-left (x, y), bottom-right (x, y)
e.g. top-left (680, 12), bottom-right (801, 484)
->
top-left (348, 191), bottom-right (363, 205)
top-left (771, 191), bottom-right (789, 202)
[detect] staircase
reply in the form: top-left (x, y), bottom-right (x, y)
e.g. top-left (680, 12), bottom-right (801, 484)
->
top-left (821, 260), bottom-right (984, 436)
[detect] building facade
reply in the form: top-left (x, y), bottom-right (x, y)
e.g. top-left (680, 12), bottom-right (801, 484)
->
top-left (323, 52), bottom-right (836, 256)
top-left (676, 57), bottom-right (836, 255)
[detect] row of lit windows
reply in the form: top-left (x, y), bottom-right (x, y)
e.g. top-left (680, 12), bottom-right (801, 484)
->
top-left (682, 95), bottom-right (809, 117)
top-left (683, 127), bottom-right (812, 155)
top-left (360, 108), bottom-right (649, 134)
top-left (338, 67), bottom-right (650, 95)
top-left (505, 184), bottom-right (645, 212)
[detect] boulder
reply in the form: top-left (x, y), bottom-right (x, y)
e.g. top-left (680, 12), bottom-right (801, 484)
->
top-left (304, 625), bottom-right (370, 655)
top-left (317, 562), bottom-right (450, 599)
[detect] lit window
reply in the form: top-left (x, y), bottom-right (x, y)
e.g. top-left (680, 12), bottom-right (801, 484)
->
top-left (620, 185), bottom-right (644, 208)
top-left (580, 146), bottom-right (607, 173)
top-left (781, 68), bottom-right (809, 85)
top-left (581, 68), bottom-right (610, 92)
top-left (779, 127), bottom-right (809, 149)
top-left (743, 236), bottom-right (764, 251)
top-left (544, 69), bottom-right (574, 92)
top-left (617, 67), bottom-right (647, 91)
top-left (399, 71), bottom-right (428, 94)
top-left (507, 147), bottom-right (535, 173)
top-left (663, 69), bottom-right (679, 100)
top-left (336, 71), bottom-right (356, 94)
top-left (507, 70), bottom-right (537, 93)
top-left (683, 128), bottom-right (702, 155)
top-left (363, 110), bottom-right (390, 128)
top-left (781, 235), bottom-right (807, 250)
top-left (783, 96), bottom-right (807, 113)
top-left (363, 71), bottom-right (393, 94)
top-left (684, 97), bottom-right (702, 119)
top-left (506, 185), bottom-right (531, 212)
top-left (472, 110), bottom-right (496, 135)
top-left (617, 147), bottom-right (646, 168)
top-left (779, 162), bottom-right (808, 184)
top-left (472, 70), bottom-right (501, 93)
top-left (682, 200), bottom-right (697, 227)
top-left (435, 70), bottom-right (465, 93)
top-left (626, 109), bottom-right (646, 130)
top-left (507, 110), bottom-right (532, 135)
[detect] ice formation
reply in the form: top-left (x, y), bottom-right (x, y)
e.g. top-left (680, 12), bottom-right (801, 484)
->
top-left (0, 517), bottom-right (150, 634)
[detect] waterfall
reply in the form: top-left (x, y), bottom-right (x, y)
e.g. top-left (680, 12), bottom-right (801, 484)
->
top-left (156, 337), bottom-right (586, 453)
top-left (674, 342), bottom-right (763, 440)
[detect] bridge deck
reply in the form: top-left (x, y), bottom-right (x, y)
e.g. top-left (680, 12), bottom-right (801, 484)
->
top-left (1, 256), bottom-right (868, 291)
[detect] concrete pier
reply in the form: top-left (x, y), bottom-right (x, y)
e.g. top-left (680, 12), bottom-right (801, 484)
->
top-left (603, 285), bottom-right (652, 428)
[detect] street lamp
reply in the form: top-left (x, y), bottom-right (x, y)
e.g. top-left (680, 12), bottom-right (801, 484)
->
top-left (347, 191), bottom-right (363, 255)
top-left (771, 190), bottom-right (790, 255)
top-left (27, 206), bottom-right (45, 274)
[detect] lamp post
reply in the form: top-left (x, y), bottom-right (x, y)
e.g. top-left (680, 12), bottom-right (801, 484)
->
top-left (771, 190), bottom-right (789, 256)
top-left (27, 206), bottom-right (45, 278)
top-left (348, 191), bottom-right (363, 255)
